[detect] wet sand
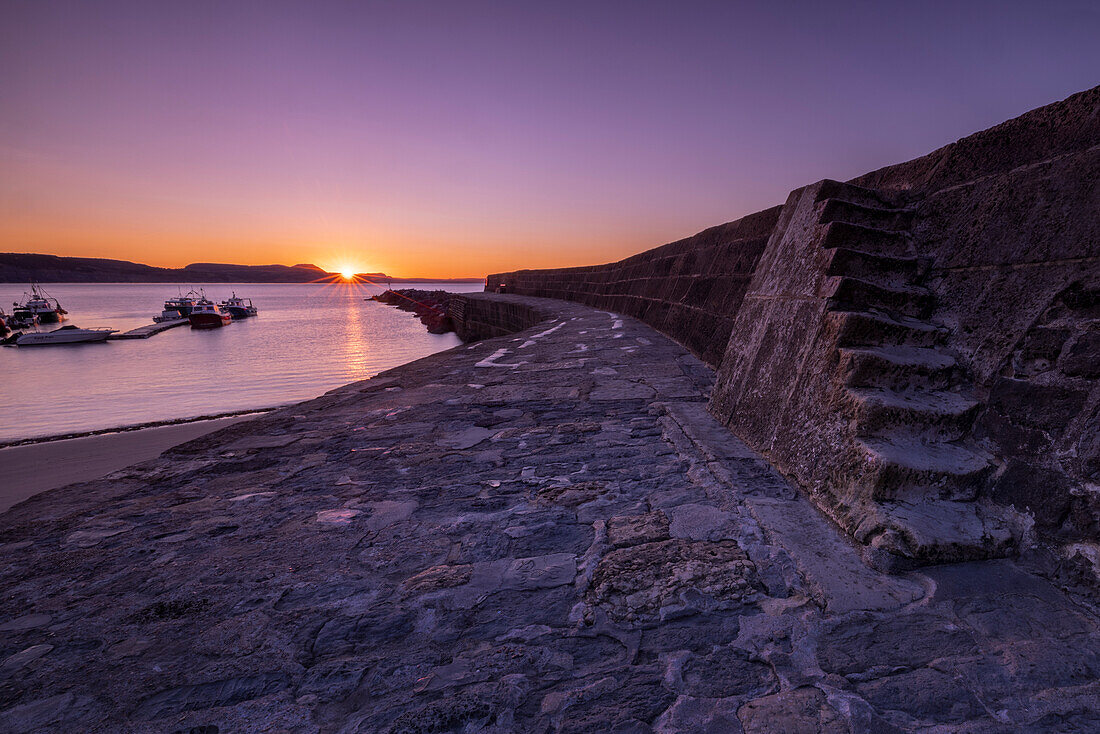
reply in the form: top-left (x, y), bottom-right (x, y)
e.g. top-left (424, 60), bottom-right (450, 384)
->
top-left (0, 416), bottom-right (248, 514)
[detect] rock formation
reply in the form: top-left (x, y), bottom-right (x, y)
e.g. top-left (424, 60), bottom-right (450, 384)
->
top-left (370, 289), bottom-right (455, 333)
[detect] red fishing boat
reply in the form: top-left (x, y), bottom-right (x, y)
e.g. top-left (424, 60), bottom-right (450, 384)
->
top-left (187, 298), bottom-right (232, 328)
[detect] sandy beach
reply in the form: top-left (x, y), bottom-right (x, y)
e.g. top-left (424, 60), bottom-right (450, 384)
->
top-left (0, 416), bottom-right (248, 514)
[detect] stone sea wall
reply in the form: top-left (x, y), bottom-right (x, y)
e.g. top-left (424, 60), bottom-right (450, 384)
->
top-left (486, 206), bottom-right (782, 367)
top-left (9, 294), bottom-right (1100, 731)
top-left (447, 294), bottom-right (551, 342)
top-left (480, 86), bottom-right (1100, 571)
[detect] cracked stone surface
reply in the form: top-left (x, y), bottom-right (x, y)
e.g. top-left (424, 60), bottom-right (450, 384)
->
top-left (0, 294), bottom-right (1098, 732)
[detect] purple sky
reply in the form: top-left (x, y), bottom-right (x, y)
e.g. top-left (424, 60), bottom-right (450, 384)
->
top-left (2, 0), bottom-right (1097, 276)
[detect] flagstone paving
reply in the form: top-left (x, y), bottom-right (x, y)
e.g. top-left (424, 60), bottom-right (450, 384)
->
top-left (1, 294), bottom-right (1098, 732)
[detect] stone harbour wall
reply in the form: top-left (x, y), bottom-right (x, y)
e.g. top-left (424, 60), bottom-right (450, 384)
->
top-left (7, 294), bottom-right (1100, 731)
top-left (480, 86), bottom-right (1100, 571)
top-left (486, 206), bottom-right (782, 367)
top-left (447, 294), bottom-right (552, 342)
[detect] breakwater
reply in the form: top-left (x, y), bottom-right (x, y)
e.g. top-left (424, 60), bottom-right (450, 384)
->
top-left (2, 294), bottom-right (1099, 731)
top-left (489, 86), bottom-right (1100, 573)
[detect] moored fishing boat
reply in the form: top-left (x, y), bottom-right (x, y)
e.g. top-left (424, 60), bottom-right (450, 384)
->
top-left (154, 289), bottom-right (202, 322)
top-left (8, 304), bottom-right (39, 329)
top-left (14, 283), bottom-right (67, 324)
top-left (15, 325), bottom-right (116, 346)
top-left (188, 299), bottom-right (232, 328)
top-left (220, 293), bottom-right (258, 319)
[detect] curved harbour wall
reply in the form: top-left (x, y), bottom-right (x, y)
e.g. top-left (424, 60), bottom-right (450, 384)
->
top-left (486, 206), bottom-right (782, 368)
top-left (483, 86), bottom-right (1100, 570)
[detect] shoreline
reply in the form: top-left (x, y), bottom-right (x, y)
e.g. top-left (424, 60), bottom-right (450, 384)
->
top-left (0, 415), bottom-right (257, 514)
top-left (0, 405), bottom-right (287, 449)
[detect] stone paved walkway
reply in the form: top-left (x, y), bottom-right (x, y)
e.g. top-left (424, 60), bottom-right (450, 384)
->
top-left (1, 295), bottom-right (1098, 733)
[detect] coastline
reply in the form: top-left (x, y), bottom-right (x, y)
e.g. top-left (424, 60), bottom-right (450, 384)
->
top-left (0, 406), bottom-right (285, 449)
top-left (0, 415), bottom-right (254, 514)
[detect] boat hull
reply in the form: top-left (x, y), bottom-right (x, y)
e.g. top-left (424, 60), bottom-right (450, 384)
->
top-left (189, 312), bottom-right (232, 328)
top-left (16, 330), bottom-right (113, 345)
top-left (34, 311), bottom-right (64, 324)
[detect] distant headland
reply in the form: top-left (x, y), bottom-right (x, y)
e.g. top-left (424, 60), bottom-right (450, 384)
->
top-left (0, 253), bottom-right (483, 284)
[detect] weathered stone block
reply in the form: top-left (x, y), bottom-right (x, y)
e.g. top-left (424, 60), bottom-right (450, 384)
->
top-left (680, 647), bottom-right (777, 698)
top-left (607, 511), bottom-right (670, 548)
top-left (1020, 327), bottom-right (1070, 362)
top-left (817, 614), bottom-right (977, 676)
top-left (737, 687), bottom-right (848, 734)
top-left (1062, 331), bottom-right (1100, 378)
top-left (586, 539), bottom-right (760, 625)
top-left (986, 377), bottom-right (1087, 434)
top-left (857, 667), bottom-right (985, 725)
top-left (989, 460), bottom-right (1073, 529)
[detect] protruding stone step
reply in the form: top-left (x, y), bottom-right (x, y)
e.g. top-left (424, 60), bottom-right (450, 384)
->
top-left (853, 436), bottom-right (992, 502)
top-left (851, 497), bottom-right (1020, 570)
top-left (827, 248), bottom-right (930, 286)
top-left (822, 221), bottom-right (912, 257)
top-left (839, 345), bottom-right (958, 391)
top-left (846, 387), bottom-right (981, 440)
top-left (828, 277), bottom-right (935, 319)
top-left (831, 309), bottom-right (948, 348)
top-left (819, 198), bottom-right (915, 232)
top-left (815, 179), bottom-right (899, 209)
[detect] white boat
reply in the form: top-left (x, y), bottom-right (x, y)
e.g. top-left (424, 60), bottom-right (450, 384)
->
top-left (16, 325), bottom-right (117, 346)
top-left (154, 289), bottom-right (202, 322)
top-left (15, 283), bottom-right (67, 324)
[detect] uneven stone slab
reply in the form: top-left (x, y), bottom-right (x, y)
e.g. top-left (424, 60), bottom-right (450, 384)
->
top-left (0, 294), bottom-right (1097, 732)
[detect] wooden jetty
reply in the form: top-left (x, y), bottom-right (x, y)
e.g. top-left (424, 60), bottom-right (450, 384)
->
top-left (108, 319), bottom-right (188, 340)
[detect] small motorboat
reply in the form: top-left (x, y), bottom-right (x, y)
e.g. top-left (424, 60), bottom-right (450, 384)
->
top-left (15, 325), bottom-right (116, 346)
top-left (15, 283), bottom-right (67, 324)
top-left (0, 309), bottom-right (20, 345)
top-left (8, 304), bottom-right (38, 329)
top-left (188, 299), bottom-right (232, 328)
top-left (154, 289), bottom-right (202, 322)
top-left (220, 293), bottom-right (258, 319)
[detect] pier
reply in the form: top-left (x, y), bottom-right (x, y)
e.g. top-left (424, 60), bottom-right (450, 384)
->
top-left (1, 294), bottom-right (1097, 732)
top-left (107, 318), bottom-right (188, 339)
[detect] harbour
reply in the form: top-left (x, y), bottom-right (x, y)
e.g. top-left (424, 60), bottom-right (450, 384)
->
top-left (0, 281), bottom-right (480, 443)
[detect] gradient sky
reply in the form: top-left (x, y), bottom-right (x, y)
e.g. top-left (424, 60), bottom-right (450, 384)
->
top-left (2, 1), bottom-right (1097, 277)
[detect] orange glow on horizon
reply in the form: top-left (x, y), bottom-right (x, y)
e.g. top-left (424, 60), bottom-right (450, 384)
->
top-left (0, 210), bottom-right (685, 280)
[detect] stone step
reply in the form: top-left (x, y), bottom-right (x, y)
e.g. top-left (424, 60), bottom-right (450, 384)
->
top-left (815, 179), bottom-right (898, 209)
top-left (852, 497), bottom-right (1019, 570)
top-left (839, 345), bottom-right (959, 390)
top-left (828, 277), bottom-right (935, 319)
top-left (853, 436), bottom-right (992, 503)
top-left (846, 386), bottom-right (981, 440)
top-left (831, 309), bottom-right (948, 348)
top-left (827, 248), bottom-right (929, 286)
top-left (819, 198), bottom-right (914, 232)
top-left (821, 221), bottom-right (912, 258)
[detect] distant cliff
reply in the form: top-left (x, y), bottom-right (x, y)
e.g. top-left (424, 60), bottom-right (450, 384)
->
top-left (0, 253), bottom-right (482, 284)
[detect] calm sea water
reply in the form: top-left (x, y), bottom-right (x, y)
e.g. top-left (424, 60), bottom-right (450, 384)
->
top-left (1, 282), bottom-right (481, 442)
